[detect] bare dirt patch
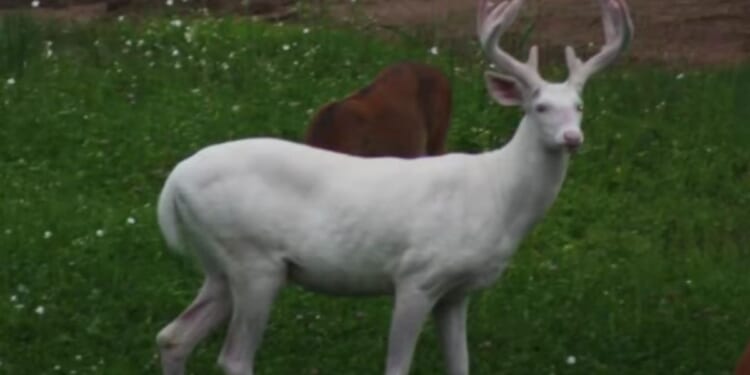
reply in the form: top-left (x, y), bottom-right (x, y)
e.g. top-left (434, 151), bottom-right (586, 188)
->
top-left (329, 0), bottom-right (749, 67)
top-left (3, 0), bottom-right (748, 67)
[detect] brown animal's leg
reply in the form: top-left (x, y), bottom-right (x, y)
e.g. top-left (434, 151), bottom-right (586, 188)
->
top-left (414, 66), bottom-right (452, 156)
top-left (427, 101), bottom-right (451, 156)
top-left (736, 340), bottom-right (750, 375)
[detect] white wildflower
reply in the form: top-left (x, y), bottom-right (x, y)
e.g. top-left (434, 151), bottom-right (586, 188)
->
top-left (429, 46), bottom-right (439, 56)
top-left (282, 44), bottom-right (290, 51)
top-left (6, 78), bottom-right (15, 86)
top-left (95, 229), bottom-right (105, 237)
top-left (303, 27), bottom-right (310, 34)
top-left (676, 73), bottom-right (685, 80)
top-left (166, 0), bottom-right (174, 6)
top-left (117, 15), bottom-right (125, 22)
top-left (232, 105), bottom-right (241, 113)
top-left (31, 0), bottom-right (40, 8)
top-left (35, 305), bottom-right (45, 315)
top-left (566, 355), bottom-right (576, 365)
top-left (43, 230), bottom-right (52, 239)
top-left (126, 217), bottom-right (136, 225)
top-left (170, 19), bottom-right (183, 28)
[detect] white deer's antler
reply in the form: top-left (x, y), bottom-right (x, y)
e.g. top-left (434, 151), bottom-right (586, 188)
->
top-left (566, 0), bottom-right (634, 90)
top-left (476, 0), bottom-right (543, 89)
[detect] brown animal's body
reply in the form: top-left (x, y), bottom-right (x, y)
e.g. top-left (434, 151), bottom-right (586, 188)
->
top-left (737, 340), bottom-right (750, 374)
top-left (304, 62), bottom-right (452, 158)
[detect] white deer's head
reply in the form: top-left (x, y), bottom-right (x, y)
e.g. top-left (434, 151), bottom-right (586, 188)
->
top-left (477, 0), bottom-right (633, 152)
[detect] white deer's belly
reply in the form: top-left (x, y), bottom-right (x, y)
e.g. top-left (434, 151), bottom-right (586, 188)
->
top-left (287, 260), bottom-right (394, 296)
top-left (285, 243), bottom-right (400, 296)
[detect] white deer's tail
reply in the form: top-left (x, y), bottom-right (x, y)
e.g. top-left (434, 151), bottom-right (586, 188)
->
top-left (156, 174), bottom-right (187, 256)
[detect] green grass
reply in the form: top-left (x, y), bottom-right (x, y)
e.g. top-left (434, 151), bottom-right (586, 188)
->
top-left (1, 12), bottom-right (749, 375)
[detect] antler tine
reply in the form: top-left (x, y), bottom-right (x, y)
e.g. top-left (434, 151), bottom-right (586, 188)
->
top-left (476, 0), bottom-right (491, 37)
top-left (477, 0), bottom-right (543, 89)
top-left (567, 0), bottom-right (634, 90)
top-left (527, 45), bottom-right (539, 70)
top-left (477, 0), bottom-right (510, 45)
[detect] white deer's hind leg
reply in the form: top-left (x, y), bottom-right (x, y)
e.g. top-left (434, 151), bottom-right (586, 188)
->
top-left (217, 265), bottom-right (285, 375)
top-left (433, 295), bottom-right (469, 375)
top-left (384, 287), bottom-right (436, 375)
top-left (157, 276), bottom-right (231, 375)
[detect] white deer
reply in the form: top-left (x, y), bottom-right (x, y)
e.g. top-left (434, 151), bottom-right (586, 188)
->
top-left (154, 0), bottom-right (633, 374)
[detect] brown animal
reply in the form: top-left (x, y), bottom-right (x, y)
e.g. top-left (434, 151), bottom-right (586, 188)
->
top-left (737, 340), bottom-right (750, 374)
top-left (304, 62), bottom-right (452, 158)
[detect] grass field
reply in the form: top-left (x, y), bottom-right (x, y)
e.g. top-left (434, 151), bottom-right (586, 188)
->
top-left (1, 12), bottom-right (749, 375)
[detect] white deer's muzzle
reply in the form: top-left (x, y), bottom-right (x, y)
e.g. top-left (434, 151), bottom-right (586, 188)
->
top-left (560, 129), bottom-right (583, 152)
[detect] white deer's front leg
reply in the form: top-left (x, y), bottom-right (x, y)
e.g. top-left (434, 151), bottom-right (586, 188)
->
top-left (433, 295), bottom-right (469, 375)
top-left (384, 287), bottom-right (435, 375)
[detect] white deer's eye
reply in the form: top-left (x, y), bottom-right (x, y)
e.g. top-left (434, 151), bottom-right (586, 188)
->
top-left (535, 104), bottom-right (549, 113)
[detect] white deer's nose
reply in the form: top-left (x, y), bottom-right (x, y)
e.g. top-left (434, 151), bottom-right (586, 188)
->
top-left (562, 130), bottom-right (583, 152)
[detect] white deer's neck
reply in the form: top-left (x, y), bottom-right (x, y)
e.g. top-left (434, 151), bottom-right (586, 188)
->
top-left (480, 116), bottom-right (570, 240)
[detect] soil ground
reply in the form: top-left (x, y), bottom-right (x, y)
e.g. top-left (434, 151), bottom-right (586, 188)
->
top-left (2, 0), bottom-right (748, 67)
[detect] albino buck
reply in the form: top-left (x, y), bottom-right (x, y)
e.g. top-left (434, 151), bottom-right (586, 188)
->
top-left (305, 62), bottom-right (452, 157)
top-left (154, 0), bottom-right (633, 374)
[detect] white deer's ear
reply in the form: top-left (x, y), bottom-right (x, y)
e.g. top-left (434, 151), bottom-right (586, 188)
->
top-left (484, 71), bottom-right (523, 106)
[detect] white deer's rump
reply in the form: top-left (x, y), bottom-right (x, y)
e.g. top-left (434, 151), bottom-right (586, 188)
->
top-left (157, 137), bottom-right (502, 296)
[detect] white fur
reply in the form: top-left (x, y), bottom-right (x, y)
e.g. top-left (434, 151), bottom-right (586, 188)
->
top-left (155, 0), bottom-right (632, 374)
top-left (160, 128), bottom-right (567, 293)
top-left (155, 120), bottom-right (569, 375)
